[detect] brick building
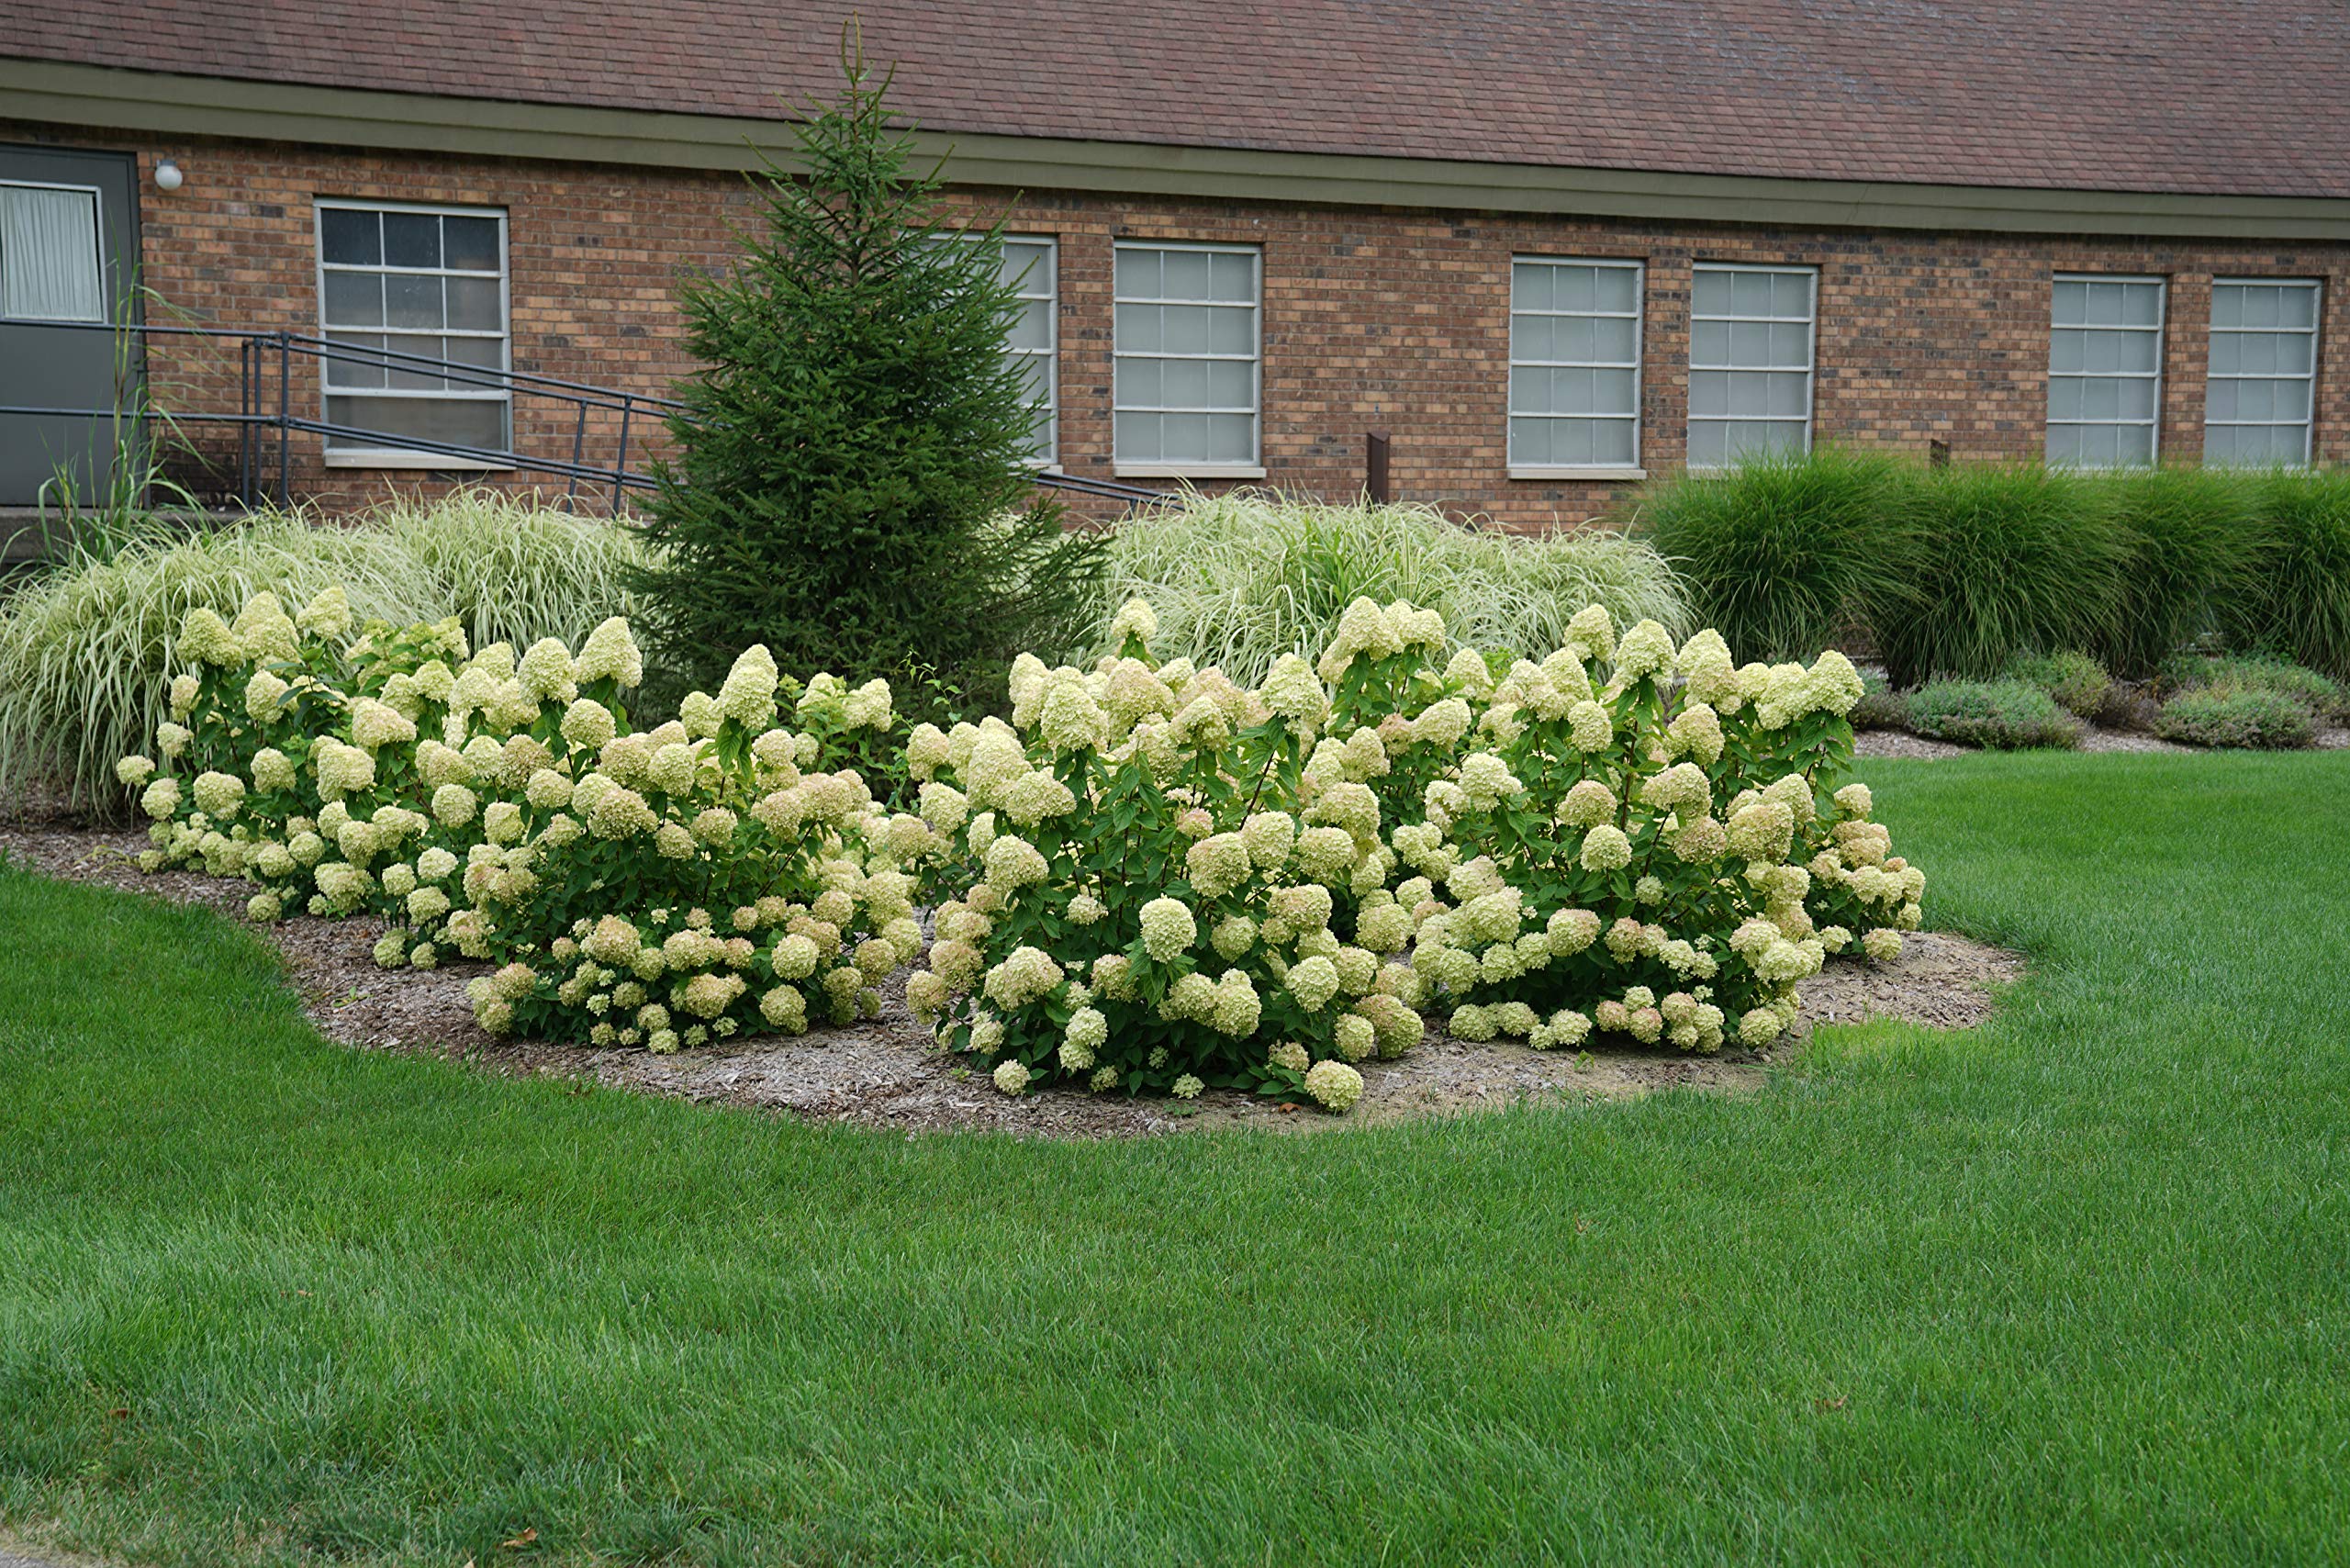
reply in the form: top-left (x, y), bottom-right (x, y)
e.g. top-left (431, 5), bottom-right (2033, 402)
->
top-left (3, 1), bottom-right (2347, 524)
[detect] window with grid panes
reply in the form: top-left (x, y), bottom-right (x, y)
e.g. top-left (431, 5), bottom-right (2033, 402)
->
top-left (316, 201), bottom-right (509, 461)
top-left (1113, 242), bottom-right (1259, 472)
top-left (1508, 258), bottom-right (1642, 471)
top-left (2045, 274), bottom-right (2164, 468)
top-left (1687, 264), bottom-right (1815, 466)
top-left (2205, 279), bottom-right (2319, 466)
top-left (998, 237), bottom-right (1058, 465)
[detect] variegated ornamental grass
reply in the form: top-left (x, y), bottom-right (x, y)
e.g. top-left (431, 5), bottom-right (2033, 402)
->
top-left (0, 492), bottom-right (655, 812)
top-left (117, 586), bottom-right (1918, 1114)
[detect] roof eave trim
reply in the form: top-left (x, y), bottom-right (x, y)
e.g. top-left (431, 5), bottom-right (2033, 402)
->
top-left (6, 59), bottom-right (2350, 240)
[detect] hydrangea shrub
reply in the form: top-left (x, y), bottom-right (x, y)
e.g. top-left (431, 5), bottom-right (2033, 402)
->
top-left (120, 585), bottom-right (1924, 1114)
top-left (904, 598), bottom-right (1919, 1108)
top-left (118, 590), bottom-right (920, 1051)
top-left (901, 600), bottom-right (1423, 1112)
top-left (1384, 604), bottom-right (1919, 1052)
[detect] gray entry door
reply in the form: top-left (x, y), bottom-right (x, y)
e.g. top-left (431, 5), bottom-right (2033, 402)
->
top-left (0, 145), bottom-right (140, 508)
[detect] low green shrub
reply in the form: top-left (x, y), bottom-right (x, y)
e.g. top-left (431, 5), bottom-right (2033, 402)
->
top-left (1850, 667), bottom-right (1907, 731)
top-left (2006, 650), bottom-right (2113, 719)
top-left (2154, 689), bottom-right (2315, 750)
top-left (2236, 468), bottom-right (2350, 679)
top-left (1876, 465), bottom-right (2129, 688)
top-left (1072, 491), bottom-right (1689, 688)
top-left (1627, 446), bottom-right (1912, 662)
top-left (1905, 679), bottom-right (2083, 750)
top-left (2164, 653), bottom-right (2346, 719)
top-left (0, 493), bottom-right (654, 813)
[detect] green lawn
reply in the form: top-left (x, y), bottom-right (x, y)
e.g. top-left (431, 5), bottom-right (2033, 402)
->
top-left (3, 752), bottom-right (2346, 1566)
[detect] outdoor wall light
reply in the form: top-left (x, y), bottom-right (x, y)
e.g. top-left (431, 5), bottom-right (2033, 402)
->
top-left (153, 159), bottom-right (184, 192)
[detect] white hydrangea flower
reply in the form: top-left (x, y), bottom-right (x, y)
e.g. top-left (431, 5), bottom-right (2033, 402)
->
top-left (842, 678), bottom-right (892, 731)
top-left (1611, 619), bottom-right (1676, 686)
top-left (191, 770), bottom-right (244, 820)
top-left (518, 637), bottom-right (578, 703)
top-left (297, 585), bottom-right (353, 639)
top-left (1561, 603), bottom-right (1616, 664)
top-left (175, 607), bottom-right (245, 667)
top-left (1566, 700), bottom-right (1614, 753)
top-left (1186, 833), bottom-right (1253, 900)
top-left (983, 834), bottom-right (1049, 891)
top-left (1579, 823), bottom-right (1633, 873)
top-left (1304, 1058), bottom-right (1364, 1113)
top-left (1259, 654), bottom-right (1331, 737)
top-left (1107, 598), bottom-right (1159, 651)
top-left (1139, 896), bottom-right (1196, 962)
top-left (350, 698), bottom-right (417, 752)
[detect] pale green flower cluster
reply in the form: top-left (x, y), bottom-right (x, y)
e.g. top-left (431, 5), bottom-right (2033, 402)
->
top-left (124, 595), bottom-right (924, 1052)
top-left (913, 610), bottom-right (1440, 1110)
top-left (126, 580), bottom-right (1919, 1107)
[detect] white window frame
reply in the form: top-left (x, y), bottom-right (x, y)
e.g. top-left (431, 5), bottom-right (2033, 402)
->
top-left (2204, 277), bottom-right (2320, 468)
top-left (1507, 256), bottom-right (1646, 480)
top-left (1686, 262), bottom-right (1818, 470)
top-left (1112, 240), bottom-right (1263, 479)
top-left (936, 229), bottom-right (1058, 468)
top-left (1002, 235), bottom-right (1058, 468)
top-left (2046, 272), bottom-right (2165, 469)
top-left (313, 197), bottom-right (513, 471)
top-left (0, 179), bottom-right (108, 324)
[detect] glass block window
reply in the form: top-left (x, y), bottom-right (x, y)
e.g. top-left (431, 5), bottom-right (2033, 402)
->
top-left (0, 182), bottom-right (106, 322)
top-left (1113, 241), bottom-right (1259, 471)
top-left (316, 200), bottom-right (509, 460)
top-left (1508, 258), bottom-right (1642, 470)
top-left (2205, 279), bottom-right (2320, 466)
top-left (1687, 263), bottom-right (1816, 466)
top-left (2046, 274), bottom-right (2165, 468)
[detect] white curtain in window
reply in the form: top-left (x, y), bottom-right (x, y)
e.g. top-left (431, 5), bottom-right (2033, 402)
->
top-left (0, 185), bottom-right (106, 323)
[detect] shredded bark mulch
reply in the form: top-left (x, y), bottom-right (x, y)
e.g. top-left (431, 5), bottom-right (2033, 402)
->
top-left (3, 823), bottom-right (2025, 1139)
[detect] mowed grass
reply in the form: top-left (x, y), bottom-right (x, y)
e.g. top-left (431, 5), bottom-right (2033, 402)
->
top-left (3, 753), bottom-right (2347, 1566)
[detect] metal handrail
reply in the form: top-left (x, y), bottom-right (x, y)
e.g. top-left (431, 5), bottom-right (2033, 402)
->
top-left (0, 316), bottom-right (1176, 513)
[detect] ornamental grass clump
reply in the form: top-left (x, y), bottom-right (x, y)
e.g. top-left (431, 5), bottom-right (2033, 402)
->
top-left (1628, 446), bottom-right (1914, 663)
top-left (116, 590), bottom-right (920, 1049)
top-left (911, 594), bottom-right (1919, 1110)
top-left (1075, 491), bottom-right (1690, 687)
top-left (0, 492), bottom-right (653, 812)
top-left (1876, 463), bottom-right (2130, 687)
top-left (2235, 468), bottom-right (2350, 680)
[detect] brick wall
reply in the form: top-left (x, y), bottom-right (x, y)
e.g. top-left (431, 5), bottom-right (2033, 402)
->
top-left (8, 119), bottom-right (2347, 526)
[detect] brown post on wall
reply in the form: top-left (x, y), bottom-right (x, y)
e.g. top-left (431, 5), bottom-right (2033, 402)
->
top-left (1365, 430), bottom-right (1393, 504)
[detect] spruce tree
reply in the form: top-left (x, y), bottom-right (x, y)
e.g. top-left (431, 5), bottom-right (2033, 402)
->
top-left (631, 33), bottom-right (1102, 712)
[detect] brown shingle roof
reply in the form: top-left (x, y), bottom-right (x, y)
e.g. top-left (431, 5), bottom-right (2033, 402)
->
top-left (9, 1), bottom-right (2350, 198)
